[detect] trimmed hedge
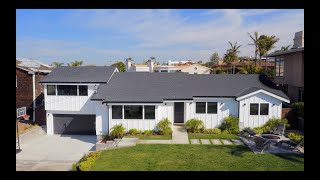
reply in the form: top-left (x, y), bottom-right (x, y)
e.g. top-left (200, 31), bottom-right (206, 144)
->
top-left (72, 151), bottom-right (102, 171)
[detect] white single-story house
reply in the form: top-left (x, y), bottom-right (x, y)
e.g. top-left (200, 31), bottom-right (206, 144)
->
top-left (40, 66), bottom-right (289, 139)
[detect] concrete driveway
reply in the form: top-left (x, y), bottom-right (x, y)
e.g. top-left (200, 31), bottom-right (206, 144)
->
top-left (16, 127), bottom-right (96, 171)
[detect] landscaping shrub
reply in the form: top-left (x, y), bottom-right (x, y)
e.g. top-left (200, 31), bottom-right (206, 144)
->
top-left (288, 133), bottom-right (304, 144)
top-left (102, 134), bottom-right (112, 141)
top-left (156, 118), bottom-right (172, 135)
top-left (137, 130), bottom-right (143, 135)
top-left (292, 102), bottom-right (304, 119)
top-left (110, 124), bottom-right (126, 139)
top-left (72, 151), bottom-right (102, 171)
top-left (185, 118), bottom-right (205, 133)
top-left (203, 128), bottom-right (221, 134)
top-left (128, 128), bottom-right (138, 135)
top-left (143, 130), bottom-right (154, 135)
top-left (219, 115), bottom-right (239, 134)
top-left (253, 118), bottom-right (290, 134)
top-left (221, 130), bottom-right (230, 134)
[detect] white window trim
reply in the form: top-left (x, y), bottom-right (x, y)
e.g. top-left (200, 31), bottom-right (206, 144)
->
top-left (195, 102), bottom-right (218, 114)
top-left (111, 105), bottom-right (156, 120)
top-left (249, 103), bottom-right (269, 116)
top-left (236, 89), bottom-right (290, 103)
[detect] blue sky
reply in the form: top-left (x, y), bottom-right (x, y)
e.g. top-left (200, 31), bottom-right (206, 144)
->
top-left (16, 9), bottom-right (304, 66)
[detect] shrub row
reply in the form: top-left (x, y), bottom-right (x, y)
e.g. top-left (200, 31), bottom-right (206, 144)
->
top-left (72, 151), bottom-right (102, 171)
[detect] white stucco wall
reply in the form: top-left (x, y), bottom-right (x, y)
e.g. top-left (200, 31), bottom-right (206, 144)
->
top-left (238, 92), bottom-right (282, 129)
top-left (95, 102), bottom-right (109, 135)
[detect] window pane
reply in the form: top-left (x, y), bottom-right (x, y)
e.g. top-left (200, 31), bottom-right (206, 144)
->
top-left (112, 106), bottom-right (123, 119)
top-left (279, 59), bottom-right (284, 76)
top-left (57, 85), bottom-right (77, 96)
top-left (260, 104), bottom-right (269, 115)
top-left (79, 85), bottom-right (88, 96)
top-left (207, 102), bottom-right (217, 114)
top-left (144, 106), bottom-right (155, 119)
top-left (47, 85), bottom-right (56, 95)
top-left (196, 102), bottom-right (206, 113)
top-left (124, 106), bottom-right (143, 119)
top-left (275, 59), bottom-right (280, 76)
top-left (250, 104), bottom-right (259, 115)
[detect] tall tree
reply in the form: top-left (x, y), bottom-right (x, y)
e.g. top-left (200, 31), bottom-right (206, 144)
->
top-left (51, 61), bottom-right (64, 68)
top-left (224, 41), bottom-right (241, 74)
top-left (257, 35), bottom-right (279, 70)
top-left (274, 45), bottom-right (291, 53)
top-left (126, 57), bottom-right (133, 61)
top-left (150, 56), bottom-right (156, 64)
top-left (210, 52), bottom-right (220, 66)
top-left (237, 62), bottom-right (262, 74)
top-left (248, 32), bottom-right (259, 66)
top-left (111, 62), bottom-right (125, 72)
top-left (67, 60), bottom-right (83, 66)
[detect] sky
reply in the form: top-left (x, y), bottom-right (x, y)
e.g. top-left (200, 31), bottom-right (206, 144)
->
top-left (16, 9), bottom-right (304, 66)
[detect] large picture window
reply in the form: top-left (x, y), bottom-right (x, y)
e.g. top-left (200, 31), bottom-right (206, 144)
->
top-left (250, 104), bottom-right (259, 115)
top-left (260, 104), bottom-right (269, 115)
top-left (207, 102), bottom-right (217, 114)
top-left (79, 85), bottom-right (88, 96)
top-left (196, 102), bottom-right (206, 113)
top-left (275, 57), bottom-right (284, 77)
top-left (144, 106), bottom-right (155, 119)
top-left (124, 106), bottom-right (143, 119)
top-left (57, 85), bottom-right (77, 96)
top-left (112, 106), bottom-right (123, 119)
top-left (47, 85), bottom-right (56, 95)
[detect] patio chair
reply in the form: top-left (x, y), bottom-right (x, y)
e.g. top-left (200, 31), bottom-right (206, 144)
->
top-left (254, 136), bottom-right (271, 153)
top-left (276, 138), bottom-right (304, 152)
top-left (265, 122), bottom-right (286, 136)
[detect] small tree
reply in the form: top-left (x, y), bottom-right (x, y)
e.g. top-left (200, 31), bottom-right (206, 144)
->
top-left (51, 62), bottom-right (64, 68)
top-left (210, 52), bottom-right (220, 66)
top-left (110, 124), bottom-right (126, 139)
top-left (111, 62), bottom-right (125, 72)
top-left (156, 118), bottom-right (172, 135)
top-left (219, 115), bottom-right (239, 134)
top-left (68, 60), bottom-right (83, 66)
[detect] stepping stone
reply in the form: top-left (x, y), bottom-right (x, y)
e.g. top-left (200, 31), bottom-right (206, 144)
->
top-left (212, 139), bottom-right (222, 145)
top-left (190, 139), bottom-right (200, 144)
top-left (231, 139), bottom-right (244, 145)
top-left (200, 139), bottom-right (211, 145)
top-left (221, 139), bottom-right (233, 145)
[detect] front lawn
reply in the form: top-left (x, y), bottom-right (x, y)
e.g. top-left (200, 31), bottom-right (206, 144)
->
top-left (90, 144), bottom-right (304, 171)
top-left (188, 133), bottom-right (238, 139)
top-left (124, 135), bottom-right (172, 140)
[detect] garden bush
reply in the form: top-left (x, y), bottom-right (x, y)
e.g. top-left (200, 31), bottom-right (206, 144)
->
top-left (219, 115), bottom-right (239, 134)
top-left (288, 133), bottom-right (304, 144)
top-left (185, 118), bottom-right (205, 133)
top-left (72, 151), bottom-right (102, 171)
top-left (156, 118), bottom-right (172, 135)
top-left (253, 118), bottom-right (290, 134)
top-left (143, 130), bottom-right (154, 135)
top-left (203, 128), bottom-right (221, 134)
top-left (128, 128), bottom-right (138, 135)
top-left (110, 124), bottom-right (126, 139)
top-left (137, 130), bottom-right (143, 135)
top-left (292, 102), bottom-right (304, 118)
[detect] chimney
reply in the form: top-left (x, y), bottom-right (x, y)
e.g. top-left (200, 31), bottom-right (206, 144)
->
top-left (125, 59), bottom-right (132, 72)
top-left (293, 31), bottom-right (304, 49)
top-left (168, 60), bottom-right (171, 66)
top-left (147, 60), bottom-right (154, 72)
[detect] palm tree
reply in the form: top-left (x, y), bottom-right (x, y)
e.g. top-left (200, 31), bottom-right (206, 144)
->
top-left (224, 41), bottom-right (241, 74)
top-left (150, 56), bottom-right (156, 64)
top-left (51, 62), bottom-right (64, 68)
top-left (257, 35), bottom-right (279, 70)
top-left (126, 57), bottom-right (133, 61)
top-left (274, 45), bottom-right (291, 53)
top-left (67, 60), bottom-right (83, 66)
top-left (237, 61), bottom-right (262, 74)
top-left (248, 32), bottom-right (259, 66)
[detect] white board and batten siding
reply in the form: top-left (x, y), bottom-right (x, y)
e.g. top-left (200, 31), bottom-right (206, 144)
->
top-left (186, 98), bottom-right (239, 129)
top-left (44, 83), bottom-right (99, 113)
top-left (238, 92), bottom-right (282, 129)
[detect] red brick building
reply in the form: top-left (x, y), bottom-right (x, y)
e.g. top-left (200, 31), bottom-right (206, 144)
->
top-left (16, 58), bottom-right (52, 125)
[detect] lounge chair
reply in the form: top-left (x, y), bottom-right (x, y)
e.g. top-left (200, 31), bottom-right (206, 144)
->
top-left (276, 138), bottom-right (304, 152)
top-left (254, 136), bottom-right (271, 153)
top-left (265, 122), bottom-right (286, 136)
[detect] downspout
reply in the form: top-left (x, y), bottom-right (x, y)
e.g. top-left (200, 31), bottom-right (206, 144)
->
top-left (32, 72), bottom-right (36, 122)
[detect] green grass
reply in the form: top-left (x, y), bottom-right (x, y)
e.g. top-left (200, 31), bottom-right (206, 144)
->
top-left (188, 133), bottom-right (238, 139)
top-left (124, 135), bottom-right (172, 140)
top-left (90, 144), bottom-right (304, 171)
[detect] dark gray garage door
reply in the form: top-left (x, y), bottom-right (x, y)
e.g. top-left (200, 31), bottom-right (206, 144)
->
top-left (53, 114), bottom-right (96, 135)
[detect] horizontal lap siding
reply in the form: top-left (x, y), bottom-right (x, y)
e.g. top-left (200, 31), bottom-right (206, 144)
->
top-left (239, 92), bottom-right (282, 128)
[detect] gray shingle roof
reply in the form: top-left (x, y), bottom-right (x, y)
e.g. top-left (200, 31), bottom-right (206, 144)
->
top-left (39, 66), bottom-right (117, 83)
top-left (91, 73), bottom-right (289, 102)
top-left (266, 47), bottom-right (304, 57)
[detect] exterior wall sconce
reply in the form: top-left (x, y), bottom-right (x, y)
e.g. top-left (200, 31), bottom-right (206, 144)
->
top-left (243, 103), bottom-right (246, 107)
top-left (272, 104), bottom-right (275, 106)
top-left (164, 103), bottom-right (167, 105)
top-left (189, 102), bottom-right (192, 105)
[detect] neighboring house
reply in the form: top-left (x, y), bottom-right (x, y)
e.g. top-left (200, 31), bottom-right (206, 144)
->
top-left (266, 31), bottom-right (304, 103)
top-left (212, 61), bottom-right (275, 73)
top-left (125, 59), bottom-right (211, 74)
top-left (16, 58), bottom-right (52, 125)
top-left (40, 68), bottom-right (289, 139)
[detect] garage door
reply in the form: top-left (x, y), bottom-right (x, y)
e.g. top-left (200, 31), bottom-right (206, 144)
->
top-left (53, 114), bottom-right (96, 135)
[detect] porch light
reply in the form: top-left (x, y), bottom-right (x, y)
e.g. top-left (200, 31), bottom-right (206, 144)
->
top-left (243, 103), bottom-right (246, 107)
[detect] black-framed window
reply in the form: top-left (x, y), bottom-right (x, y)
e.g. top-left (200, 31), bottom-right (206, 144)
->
top-left (260, 104), bottom-right (269, 115)
top-left (207, 102), bottom-right (217, 114)
top-left (144, 106), bottom-right (155, 119)
top-left (250, 104), bottom-right (259, 115)
top-left (124, 106), bottom-right (143, 119)
top-left (79, 85), bottom-right (88, 96)
top-left (112, 106), bottom-right (123, 119)
top-left (47, 85), bottom-right (56, 95)
top-left (57, 85), bottom-right (77, 96)
top-left (196, 102), bottom-right (206, 113)
top-left (275, 57), bottom-right (284, 77)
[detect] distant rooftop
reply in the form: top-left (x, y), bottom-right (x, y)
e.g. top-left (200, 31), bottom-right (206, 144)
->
top-left (16, 58), bottom-right (52, 73)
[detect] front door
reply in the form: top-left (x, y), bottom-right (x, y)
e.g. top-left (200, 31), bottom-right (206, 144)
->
top-left (174, 102), bottom-right (184, 123)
